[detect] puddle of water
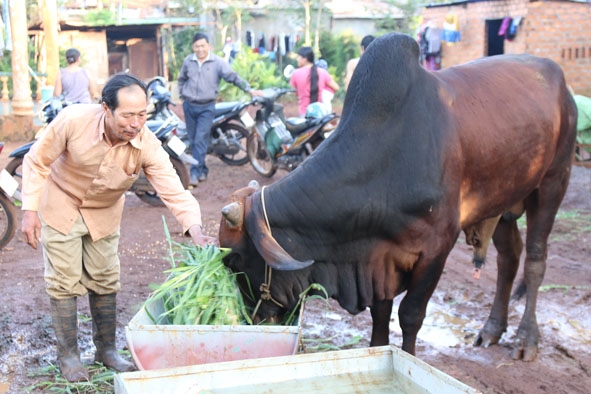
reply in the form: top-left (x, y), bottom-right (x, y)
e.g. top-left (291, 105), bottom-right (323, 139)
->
top-left (386, 289), bottom-right (591, 354)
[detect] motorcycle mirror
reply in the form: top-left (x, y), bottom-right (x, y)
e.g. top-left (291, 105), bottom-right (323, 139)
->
top-left (283, 65), bottom-right (295, 79)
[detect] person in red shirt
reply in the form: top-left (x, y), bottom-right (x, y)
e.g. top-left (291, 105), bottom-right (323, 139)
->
top-left (289, 46), bottom-right (339, 116)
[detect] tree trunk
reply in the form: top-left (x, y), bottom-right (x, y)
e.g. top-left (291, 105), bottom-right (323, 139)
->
top-left (304, 0), bottom-right (311, 46)
top-left (313, 0), bottom-right (324, 55)
top-left (41, 0), bottom-right (60, 87)
top-left (9, 0), bottom-right (33, 117)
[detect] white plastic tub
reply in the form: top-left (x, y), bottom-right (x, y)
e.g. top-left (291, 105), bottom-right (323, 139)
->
top-left (125, 298), bottom-right (301, 370)
top-left (115, 345), bottom-right (480, 394)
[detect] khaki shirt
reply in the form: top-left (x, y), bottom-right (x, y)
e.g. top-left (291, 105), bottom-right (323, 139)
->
top-left (22, 104), bottom-right (202, 241)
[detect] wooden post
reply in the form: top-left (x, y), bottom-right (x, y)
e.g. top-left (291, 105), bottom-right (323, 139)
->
top-left (7, 0), bottom-right (35, 139)
top-left (41, 0), bottom-right (60, 86)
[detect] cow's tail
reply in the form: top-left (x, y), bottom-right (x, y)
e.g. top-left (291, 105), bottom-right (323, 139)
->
top-left (511, 279), bottom-right (527, 301)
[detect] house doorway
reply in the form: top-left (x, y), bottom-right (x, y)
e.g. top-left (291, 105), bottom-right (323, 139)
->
top-left (485, 19), bottom-right (505, 56)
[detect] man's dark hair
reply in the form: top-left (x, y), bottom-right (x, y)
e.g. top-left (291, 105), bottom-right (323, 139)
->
top-left (193, 32), bottom-right (209, 43)
top-left (361, 35), bottom-right (376, 50)
top-left (101, 73), bottom-right (147, 110)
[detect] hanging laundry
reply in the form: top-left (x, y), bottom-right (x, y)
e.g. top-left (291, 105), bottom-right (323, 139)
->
top-left (258, 33), bottom-right (266, 52)
top-left (425, 26), bottom-right (442, 55)
top-left (279, 33), bottom-right (286, 55)
top-left (507, 17), bottom-right (523, 40)
top-left (442, 12), bottom-right (461, 44)
top-left (498, 17), bottom-right (511, 36)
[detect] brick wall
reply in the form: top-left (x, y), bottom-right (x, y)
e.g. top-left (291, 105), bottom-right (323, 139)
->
top-left (422, 0), bottom-right (591, 95)
top-left (526, 2), bottom-right (591, 95)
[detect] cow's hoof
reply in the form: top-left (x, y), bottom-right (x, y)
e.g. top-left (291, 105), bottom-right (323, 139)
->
top-left (473, 331), bottom-right (501, 348)
top-left (511, 342), bottom-right (538, 361)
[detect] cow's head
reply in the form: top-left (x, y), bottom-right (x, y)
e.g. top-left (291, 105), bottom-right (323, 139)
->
top-left (219, 180), bottom-right (314, 323)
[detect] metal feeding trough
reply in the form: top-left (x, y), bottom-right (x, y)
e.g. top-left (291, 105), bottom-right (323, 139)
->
top-left (125, 297), bottom-right (301, 371)
top-left (115, 345), bottom-right (480, 394)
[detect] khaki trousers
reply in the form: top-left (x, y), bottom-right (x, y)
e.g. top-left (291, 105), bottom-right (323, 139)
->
top-left (42, 214), bottom-right (121, 299)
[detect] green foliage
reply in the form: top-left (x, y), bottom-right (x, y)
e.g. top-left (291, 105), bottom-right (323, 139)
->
top-left (167, 27), bottom-right (201, 81)
top-left (83, 7), bottom-right (117, 26)
top-left (318, 30), bottom-right (359, 84)
top-left (381, 0), bottom-right (423, 35)
top-left (218, 49), bottom-right (283, 101)
top-left (0, 50), bottom-right (12, 73)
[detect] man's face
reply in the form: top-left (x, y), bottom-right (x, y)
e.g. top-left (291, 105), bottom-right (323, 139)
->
top-left (103, 85), bottom-right (147, 144)
top-left (192, 38), bottom-right (210, 61)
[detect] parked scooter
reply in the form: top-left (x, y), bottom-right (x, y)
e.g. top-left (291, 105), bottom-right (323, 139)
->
top-left (247, 87), bottom-right (338, 177)
top-left (0, 142), bottom-right (17, 249)
top-left (147, 77), bottom-right (255, 166)
top-left (5, 101), bottom-right (195, 207)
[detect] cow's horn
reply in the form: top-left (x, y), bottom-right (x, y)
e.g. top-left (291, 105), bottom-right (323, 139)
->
top-left (246, 205), bottom-right (313, 271)
top-left (222, 202), bottom-right (243, 228)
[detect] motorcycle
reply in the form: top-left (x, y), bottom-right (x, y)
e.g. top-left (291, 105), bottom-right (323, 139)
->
top-left (147, 77), bottom-right (255, 166)
top-left (5, 99), bottom-right (195, 207)
top-left (247, 87), bottom-right (339, 177)
top-left (0, 142), bottom-right (18, 249)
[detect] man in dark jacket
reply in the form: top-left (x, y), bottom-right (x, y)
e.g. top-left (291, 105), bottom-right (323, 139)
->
top-left (178, 32), bottom-right (261, 185)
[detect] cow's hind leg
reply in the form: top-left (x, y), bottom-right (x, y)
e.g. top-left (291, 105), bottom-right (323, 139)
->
top-left (475, 217), bottom-right (522, 348)
top-left (511, 169), bottom-right (570, 361)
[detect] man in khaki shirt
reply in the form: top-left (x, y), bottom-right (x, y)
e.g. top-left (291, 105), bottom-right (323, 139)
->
top-left (21, 73), bottom-right (217, 382)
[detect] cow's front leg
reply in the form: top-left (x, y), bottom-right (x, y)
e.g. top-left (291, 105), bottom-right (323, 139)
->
top-left (369, 299), bottom-right (393, 346)
top-left (475, 218), bottom-right (522, 347)
top-left (398, 254), bottom-right (447, 355)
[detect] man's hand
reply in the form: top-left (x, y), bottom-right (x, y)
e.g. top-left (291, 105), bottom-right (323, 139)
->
top-left (21, 210), bottom-right (41, 250)
top-left (188, 224), bottom-right (219, 247)
top-left (249, 89), bottom-right (264, 97)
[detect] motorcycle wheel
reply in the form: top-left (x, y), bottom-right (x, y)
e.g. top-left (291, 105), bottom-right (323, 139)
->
top-left (135, 157), bottom-right (190, 207)
top-left (246, 133), bottom-right (277, 177)
top-left (5, 157), bottom-right (23, 205)
top-left (216, 122), bottom-right (250, 166)
top-left (0, 193), bottom-right (16, 249)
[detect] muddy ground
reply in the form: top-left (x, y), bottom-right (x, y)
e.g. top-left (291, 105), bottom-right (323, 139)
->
top-left (0, 136), bottom-right (590, 393)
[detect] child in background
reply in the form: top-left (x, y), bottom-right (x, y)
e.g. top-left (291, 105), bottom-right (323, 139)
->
top-left (315, 59), bottom-right (334, 112)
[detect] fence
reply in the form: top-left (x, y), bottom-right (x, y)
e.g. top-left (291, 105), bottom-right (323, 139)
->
top-left (0, 70), bottom-right (50, 103)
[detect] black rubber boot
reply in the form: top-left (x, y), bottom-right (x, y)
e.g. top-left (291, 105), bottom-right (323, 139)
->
top-left (49, 298), bottom-right (89, 382)
top-left (88, 292), bottom-right (137, 372)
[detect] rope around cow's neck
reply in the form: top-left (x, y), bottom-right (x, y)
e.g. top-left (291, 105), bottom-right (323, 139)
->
top-left (251, 186), bottom-right (284, 321)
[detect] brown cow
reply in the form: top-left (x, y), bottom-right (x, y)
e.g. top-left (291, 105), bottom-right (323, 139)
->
top-left (219, 32), bottom-right (577, 361)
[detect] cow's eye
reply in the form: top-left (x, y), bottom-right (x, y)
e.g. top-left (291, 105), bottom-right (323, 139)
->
top-left (223, 252), bottom-right (243, 271)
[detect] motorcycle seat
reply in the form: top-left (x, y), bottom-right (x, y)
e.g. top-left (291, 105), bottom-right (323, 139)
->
top-left (214, 101), bottom-right (241, 117)
top-left (146, 119), bottom-right (165, 130)
top-left (285, 117), bottom-right (315, 134)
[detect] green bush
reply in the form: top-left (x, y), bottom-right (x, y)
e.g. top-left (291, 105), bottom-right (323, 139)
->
top-left (218, 49), bottom-right (284, 101)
